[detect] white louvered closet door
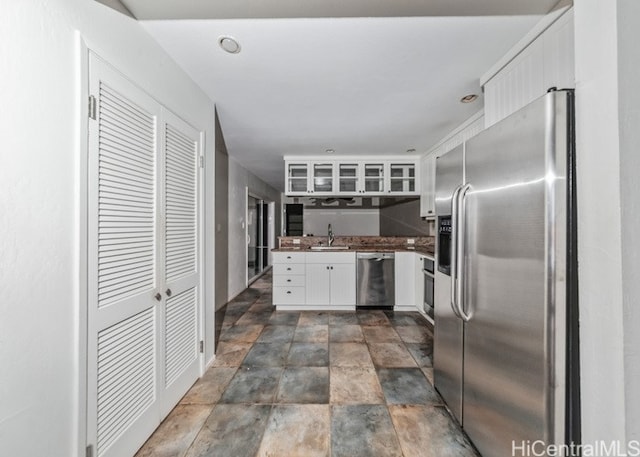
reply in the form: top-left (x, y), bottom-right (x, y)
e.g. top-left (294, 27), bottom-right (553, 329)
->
top-left (87, 55), bottom-right (163, 457)
top-left (87, 54), bottom-right (202, 457)
top-left (160, 109), bottom-right (201, 415)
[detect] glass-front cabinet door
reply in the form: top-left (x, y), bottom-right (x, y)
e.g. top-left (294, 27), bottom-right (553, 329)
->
top-left (363, 163), bottom-right (385, 194)
top-left (389, 162), bottom-right (417, 194)
top-left (312, 162), bottom-right (334, 193)
top-left (338, 163), bottom-right (359, 193)
top-left (285, 157), bottom-right (419, 196)
top-left (287, 162), bottom-right (310, 194)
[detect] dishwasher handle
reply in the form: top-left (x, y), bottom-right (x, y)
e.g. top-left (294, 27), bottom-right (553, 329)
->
top-left (356, 253), bottom-right (395, 260)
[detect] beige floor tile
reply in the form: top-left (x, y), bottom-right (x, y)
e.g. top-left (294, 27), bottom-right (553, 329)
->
top-left (368, 343), bottom-right (417, 368)
top-left (135, 404), bottom-right (212, 457)
top-left (330, 367), bottom-right (385, 404)
top-left (257, 405), bottom-right (330, 457)
top-left (180, 367), bottom-right (237, 405)
top-left (362, 325), bottom-right (402, 343)
top-left (219, 325), bottom-right (265, 343)
top-left (389, 405), bottom-right (478, 457)
top-left (329, 325), bottom-right (365, 343)
top-left (211, 342), bottom-right (252, 367)
top-left (395, 325), bottom-right (432, 343)
top-left (330, 342), bottom-right (374, 367)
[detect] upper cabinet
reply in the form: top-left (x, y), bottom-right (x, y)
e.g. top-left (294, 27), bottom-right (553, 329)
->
top-left (420, 153), bottom-right (437, 218)
top-left (419, 113), bottom-right (485, 218)
top-left (285, 156), bottom-right (419, 197)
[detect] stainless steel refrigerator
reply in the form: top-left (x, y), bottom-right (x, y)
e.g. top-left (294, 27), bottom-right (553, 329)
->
top-left (433, 89), bottom-right (580, 457)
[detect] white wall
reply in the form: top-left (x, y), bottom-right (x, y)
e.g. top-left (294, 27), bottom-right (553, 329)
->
top-left (0, 2), bottom-right (215, 456)
top-left (303, 209), bottom-right (380, 236)
top-left (574, 0), bottom-right (629, 447)
top-left (617, 0), bottom-right (640, 442)
top-left (228, 157), bottom-right (281, 299)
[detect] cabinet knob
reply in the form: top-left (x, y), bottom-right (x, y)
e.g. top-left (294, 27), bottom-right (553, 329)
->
top-left (287, 279), bottom-right (291, 282)
top-left (326, 266), bottom-right (329, 270)
top-left (154, 293), bottom-right (162, 301)
top-left (287, 291), bottom-right (291, 294)
top-left (166, 289), bottom-right (172, 297)
top-left (287, 256), bottom-right (291, 259)
top-left (428, 210), bottom-right (433, 214)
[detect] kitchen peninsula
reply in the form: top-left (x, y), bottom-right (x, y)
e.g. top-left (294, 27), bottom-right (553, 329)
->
top-left (272, 236), bottom-right (434, 316)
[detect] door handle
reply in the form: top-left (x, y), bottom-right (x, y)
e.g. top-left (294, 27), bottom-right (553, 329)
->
top-left (450, 184), bottom-right (463, 319)
top-left (456, 184), bottom-right (472, 322)
top-left (166, 289), bottom-right (172, 297)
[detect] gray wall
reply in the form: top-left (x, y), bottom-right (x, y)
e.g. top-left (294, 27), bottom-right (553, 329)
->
top-left (379, 199), bottom-right (432, 236)
top-left (214, 110), bottom-right (229, 310)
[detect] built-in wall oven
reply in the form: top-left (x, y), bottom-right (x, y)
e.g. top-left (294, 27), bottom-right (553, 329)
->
top-left (422, 256), bottom-right (435, 318)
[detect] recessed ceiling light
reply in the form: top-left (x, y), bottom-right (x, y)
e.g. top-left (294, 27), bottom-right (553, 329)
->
top-left (325, 149), bottom-right (335, 154)
top-left (218, 36), bottom-right (241, 54)
top-left (460, 94), bottom-right (478, 103)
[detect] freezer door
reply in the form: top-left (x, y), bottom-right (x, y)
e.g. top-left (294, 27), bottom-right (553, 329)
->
top-left (461, 91), bottom-right (568, 456)
top-left (435, 144), bottom-right (464, 217)
top-left (433, 145), bottom-right (464, 423)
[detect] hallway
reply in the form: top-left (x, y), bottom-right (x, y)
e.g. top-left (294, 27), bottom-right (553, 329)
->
top-left (135, 272), bottom-right (478, 457)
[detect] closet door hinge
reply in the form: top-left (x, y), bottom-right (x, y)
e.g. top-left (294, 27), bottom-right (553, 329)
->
top-left (86, 444), bottom-right (94, 457)
top-left (199, 156), bottom-right (205, 169)
top-left (199, 340), bottom-right (204, 353)
top-left (88, 95), bottom-right (97, 120)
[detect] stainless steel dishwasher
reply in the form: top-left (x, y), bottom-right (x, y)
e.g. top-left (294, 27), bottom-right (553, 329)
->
top-left (356, 252), bottom-right (395, 308)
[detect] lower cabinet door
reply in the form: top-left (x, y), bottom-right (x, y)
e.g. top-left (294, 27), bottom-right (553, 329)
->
top-left (330, 264), bottom-right (356, 305)
top-left (306, 264), bottom-right (331, 305)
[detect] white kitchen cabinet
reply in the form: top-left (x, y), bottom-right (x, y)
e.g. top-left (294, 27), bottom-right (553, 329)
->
top-left (388, 162), bottom-right (419, 195)
top-left (286, 161), bottom-right (337, 195)
top-left (394, 252), bottom-right (417, 310)
top-left (272, 252), bottom-right (306, 307)
top-left (420, 112), bottom-right (484, 218)
top-left (420, 153), bottom-right (437, 218)
top-left (286, 161), bottom-right (311, 195)
top-left (305, 252), bottom-right (356, 308)
top-left (329, 263), bottom-right (356, 305)
top-left (305, 263), bottom-right (331, 305)
top-left (284, 156), bottom-right (419, 197)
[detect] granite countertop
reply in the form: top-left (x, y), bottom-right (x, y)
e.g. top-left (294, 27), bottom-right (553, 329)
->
top-left (275, 235), bottom-right (435, 257)
top-left (272, 245), bottom-right (435, 257)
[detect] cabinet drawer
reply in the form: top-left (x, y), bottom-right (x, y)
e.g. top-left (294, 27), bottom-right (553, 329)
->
top-left (273, 252), bottom-right (306, 264)
top-left (273, 286), bottom-right (305, 305)
top-left (273, 263), bottom-right (305, 276)
top-left (305, 252), bottom-right (355, 264)
top-left (273, 275), bottom-right (306, 287)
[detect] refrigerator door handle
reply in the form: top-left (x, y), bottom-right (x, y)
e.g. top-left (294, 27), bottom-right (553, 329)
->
top-left (450, 184), bottom-right (463, 319)
top-left (456, 184), bottom-right (473, 322)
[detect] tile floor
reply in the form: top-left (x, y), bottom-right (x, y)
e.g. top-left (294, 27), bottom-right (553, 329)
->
top-left (135, 272), bottom-right (479, 457)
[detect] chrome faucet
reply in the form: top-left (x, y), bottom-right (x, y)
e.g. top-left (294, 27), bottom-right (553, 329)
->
top-left (328, 223), bottom-right (334, 247)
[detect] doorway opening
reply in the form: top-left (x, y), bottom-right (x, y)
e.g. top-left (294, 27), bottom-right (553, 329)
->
top-left (247, 193), bottom-right (273, 284)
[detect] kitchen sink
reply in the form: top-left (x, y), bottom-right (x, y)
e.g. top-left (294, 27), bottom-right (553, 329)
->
top-left (309, 246), bottom-right (350, 251)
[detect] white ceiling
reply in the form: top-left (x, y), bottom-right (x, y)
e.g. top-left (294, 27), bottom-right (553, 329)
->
top-left (132, 2), bottom-right (549, 190)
